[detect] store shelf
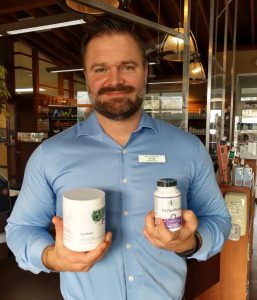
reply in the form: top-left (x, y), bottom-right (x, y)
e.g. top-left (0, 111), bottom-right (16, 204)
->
top-left (236, 130), bottom-right (257, 133)
top-left (48, 104), bottom-right (92, 108)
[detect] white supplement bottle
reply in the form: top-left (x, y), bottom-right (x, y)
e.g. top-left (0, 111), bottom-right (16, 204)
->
top-left (154, 178), bottom-right (182, 231)
top-left (63, 188), bottom-right (105, 252)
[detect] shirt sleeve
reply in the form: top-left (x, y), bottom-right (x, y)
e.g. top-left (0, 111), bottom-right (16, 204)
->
top-left (187, 140), bottom-right (231, 260)
top-left (6, 144), bottom-right (55, 273)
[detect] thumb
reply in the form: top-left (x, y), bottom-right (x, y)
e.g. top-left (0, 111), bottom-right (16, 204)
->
top-left (52, 216), bottom-right (64, 245)
top-left (182, 210), bottom-right (198, 231)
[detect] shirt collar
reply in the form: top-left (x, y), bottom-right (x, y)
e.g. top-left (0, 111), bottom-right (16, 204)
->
top-left (77, 110), bottom-right (158, 137)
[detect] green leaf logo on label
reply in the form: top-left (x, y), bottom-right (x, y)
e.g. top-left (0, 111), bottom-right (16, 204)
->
top-left (92, 208), bottom-right (105, 223)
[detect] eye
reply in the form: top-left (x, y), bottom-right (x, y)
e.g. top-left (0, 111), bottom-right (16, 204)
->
top-left (94, 67), bottom-right (107, 73)
top-left (122, 64), bottom-right (135, 72)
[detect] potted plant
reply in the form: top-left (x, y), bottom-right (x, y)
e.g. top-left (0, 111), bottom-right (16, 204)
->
top-left (0, 64), bottom-right (10, 117)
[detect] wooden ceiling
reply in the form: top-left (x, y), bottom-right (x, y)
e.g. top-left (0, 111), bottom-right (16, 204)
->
top-left (0, 0), bottom-right (256, 80)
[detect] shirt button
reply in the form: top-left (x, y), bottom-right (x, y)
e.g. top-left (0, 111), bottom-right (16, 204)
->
top-left (128, 275), bottom-right (134, 281)
top-left (126, 243), bottom-right (132, 249)
top-left (123, 211), bottom-right (128, 216)
top-left (122, 149), bottom-right (127, 154)
top-left (122, 178), bottom-right (128, 184)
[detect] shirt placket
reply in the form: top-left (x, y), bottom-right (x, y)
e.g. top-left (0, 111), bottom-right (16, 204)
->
top-left (120, 146), bottom-right (138, 299)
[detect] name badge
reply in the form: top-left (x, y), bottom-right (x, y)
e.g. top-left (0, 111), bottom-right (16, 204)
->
top-left (138, 155), bottom-right (166, 163)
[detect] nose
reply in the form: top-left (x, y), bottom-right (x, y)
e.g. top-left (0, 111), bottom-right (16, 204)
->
top-left (106, 67), bottom-right (124, 86)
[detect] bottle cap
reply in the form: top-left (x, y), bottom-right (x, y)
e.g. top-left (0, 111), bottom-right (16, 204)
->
top-left (157, 178), bottom-right (177, 187)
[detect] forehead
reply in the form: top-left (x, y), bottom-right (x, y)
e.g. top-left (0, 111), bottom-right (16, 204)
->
top-left (84, 33), bottom-right (143, 65)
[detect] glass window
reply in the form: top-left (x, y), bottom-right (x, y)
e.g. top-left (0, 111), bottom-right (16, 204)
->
top-left (14, 54), bottom-right (32, 69)
top-left (14, 41), bottom-right (32, 55)
top-left (15, 69), bottom-right (33, 93)
top-left (74, 74), bottom-right (86, 99)
top-left (39, 59), bottom-right (58, 96)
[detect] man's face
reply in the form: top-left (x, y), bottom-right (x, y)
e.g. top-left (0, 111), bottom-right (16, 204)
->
top-left (84, 33), bottom-right (148, 120)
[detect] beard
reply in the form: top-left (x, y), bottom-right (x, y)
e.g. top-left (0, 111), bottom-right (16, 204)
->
top-left (88, 84), bottom-right (145, 121)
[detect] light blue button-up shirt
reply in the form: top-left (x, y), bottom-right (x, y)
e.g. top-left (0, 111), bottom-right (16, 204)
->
top-left (6, 110), bottom-right (231, 300)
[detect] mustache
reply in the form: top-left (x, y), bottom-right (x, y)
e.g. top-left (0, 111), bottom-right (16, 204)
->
top-left (97, 85), bottom-right (135, 95)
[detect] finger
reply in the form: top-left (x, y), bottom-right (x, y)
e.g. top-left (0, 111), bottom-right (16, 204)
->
top-left (155, 218), bottom-right (180, 241)
top-left (144, 211), bottom-right (156, 234)
top-left (94, 232), bottom-right (113, 262)
top-left (143, 229), bottom-right (156, 244)
top-left (82, 232), bottom-right (112, 264)
top-left (182, 210), bottom-right (198, 231)
top-left (52, 216), bottom-right (64, 246)
top-left (143, 229), bottom-right (167, 248)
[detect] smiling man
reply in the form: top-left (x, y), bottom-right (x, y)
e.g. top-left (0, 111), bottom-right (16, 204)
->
top-left (6, 17), bottom-right (231, 300)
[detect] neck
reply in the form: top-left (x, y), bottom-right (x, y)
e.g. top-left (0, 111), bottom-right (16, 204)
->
top-left (95, 110), bottom-right (142, 147)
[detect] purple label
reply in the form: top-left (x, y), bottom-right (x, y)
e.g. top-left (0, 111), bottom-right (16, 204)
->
top-left (163, 216), bottom-right (182, 229)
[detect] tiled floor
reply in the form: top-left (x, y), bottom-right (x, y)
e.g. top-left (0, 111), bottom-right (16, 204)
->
top-left (250, 203), bottom-right (257, 300)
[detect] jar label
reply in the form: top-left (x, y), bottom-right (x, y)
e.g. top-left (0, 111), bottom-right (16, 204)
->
top-left (154, 195), bottom-right (182, 231)
top-left (63, 203), bottom-right (105, 251)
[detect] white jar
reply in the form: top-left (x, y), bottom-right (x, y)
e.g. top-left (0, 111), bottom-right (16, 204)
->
top-left (154, 178), bottom-right (182, 231)
top-left (63, 188), bottom-right (105, 252)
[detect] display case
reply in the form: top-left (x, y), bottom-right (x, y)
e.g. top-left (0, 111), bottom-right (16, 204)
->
top-left (188, 112), bottom-right (206, 143)
top-left (143, 92), bottom-right (186, 129)
top-left (143, 93), bottom-right (207, 143)
top-left (233, 73), bottom-right (257, 158)
top-left (36, 94), bottom-right (92, 137)
top-left (234, 114), bottom-right (257, 159)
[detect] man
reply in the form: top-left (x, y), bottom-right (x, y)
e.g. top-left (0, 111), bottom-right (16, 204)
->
top-left (6, 17), bottom-right (231, 300)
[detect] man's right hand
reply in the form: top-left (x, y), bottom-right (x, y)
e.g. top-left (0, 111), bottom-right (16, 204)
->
top-left (42, 216), bottom-right (112, 272)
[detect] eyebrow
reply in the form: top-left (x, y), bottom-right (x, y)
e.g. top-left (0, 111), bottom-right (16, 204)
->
top-left (89, 60), bottom-right (139, 71)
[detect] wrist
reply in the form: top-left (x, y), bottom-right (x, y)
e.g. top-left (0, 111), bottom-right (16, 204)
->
top-left (175, 231), bottom-right (202, 258)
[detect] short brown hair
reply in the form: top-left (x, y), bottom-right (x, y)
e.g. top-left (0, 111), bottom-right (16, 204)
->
top-left (81, 16), bottom-right (147, 69)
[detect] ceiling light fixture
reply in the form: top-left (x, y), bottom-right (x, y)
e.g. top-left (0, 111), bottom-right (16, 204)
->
top-left (160, 27), bottom-right (197, 62)
top-left (7, 20), bottom-right (85, 35)
top-left (66, 0), bottom-right (120, 15)
top-left (46, 65), bottom-right (83, 73)
top-left (159, 0), bottom-right (197, 62)
top-left (15, 88), bottom-right (46, 93)
top-left (0, 13), bottom-right (85, 36)
top-left (189, 53), bottom-right (206, 84)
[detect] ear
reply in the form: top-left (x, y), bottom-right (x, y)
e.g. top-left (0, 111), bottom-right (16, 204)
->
top-left (144, 64), bottom-right (149, 85)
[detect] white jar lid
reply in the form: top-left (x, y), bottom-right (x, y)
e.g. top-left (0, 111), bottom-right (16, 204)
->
top-left (63, 188), bottom-right (105, 206)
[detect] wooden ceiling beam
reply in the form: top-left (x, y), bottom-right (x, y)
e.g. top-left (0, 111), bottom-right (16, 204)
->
top-left (0, 0), bottom-right (58, 15)
top-left (145, 0), bottom-right (164, 25)
top-left (24, 33), bottom-right (77, 66)
top-left (37, 31), bottom-right (81, 64)
top-left (198, 0), bottom-right (209, 35)
top-left (250, 0), bottom-right (255, 44)
top-left (22, 38), bottom-right (62, 66)
top-left (0, 14), bottom-right (17, 23)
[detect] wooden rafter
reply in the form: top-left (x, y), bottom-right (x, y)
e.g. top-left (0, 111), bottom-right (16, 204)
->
top-left (0, 0), bottom-right (58, 14)
top-left (250, 0), bottom-right (255, 44)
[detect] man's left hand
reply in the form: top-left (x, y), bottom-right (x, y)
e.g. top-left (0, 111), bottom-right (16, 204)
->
top-left (143, 210), bottom-right (198, 253)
